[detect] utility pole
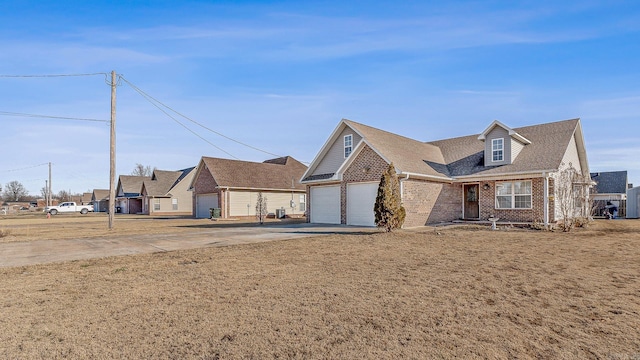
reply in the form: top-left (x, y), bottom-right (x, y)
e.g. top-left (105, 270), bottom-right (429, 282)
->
top-left (108, 70), bottom-right (117, 229)
top-left (48, 162), bottom-right (52, 207)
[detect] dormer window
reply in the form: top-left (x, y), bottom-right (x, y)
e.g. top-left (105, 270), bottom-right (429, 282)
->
top-left (492, 138), bottom-right (504, 162)
top-left (344, 134), bottom-right (353, 158)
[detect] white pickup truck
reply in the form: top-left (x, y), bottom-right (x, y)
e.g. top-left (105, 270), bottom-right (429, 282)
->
top-left (45, 202), bottom-right (94, 215)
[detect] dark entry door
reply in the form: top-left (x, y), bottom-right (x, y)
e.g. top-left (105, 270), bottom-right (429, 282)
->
top-left (464, 184), bottom-right (480, 219)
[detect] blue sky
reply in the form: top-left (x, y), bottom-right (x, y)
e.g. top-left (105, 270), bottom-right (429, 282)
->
top-left (1, 0), bottom-right (639, 195)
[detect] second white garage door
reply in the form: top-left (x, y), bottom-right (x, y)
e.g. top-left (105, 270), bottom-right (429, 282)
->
top-left (347, 182), bottom-right (378, 226)
top-left (310, 186), bottom-right (341, 224)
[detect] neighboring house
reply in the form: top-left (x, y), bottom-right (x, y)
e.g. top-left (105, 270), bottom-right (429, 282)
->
top-left (190, 156), bottom-right (308, 219)
top-left (81, 192), bottom-right (93, 205)
top-left (141, 167), bottom-right (196, 216)
top-left (627, 186), bottom-right (640, 219)
top-left (590, 171), bottom-right (629, 217)
top-left (115, 175), bottom-right (149, 214)
top-left (301, 118), bottom-right (590, 227)
top-left (91, 189), bottom-right (110, 212)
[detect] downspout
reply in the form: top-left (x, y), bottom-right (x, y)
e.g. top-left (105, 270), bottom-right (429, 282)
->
top-left (543, 172), bottom-right (549, 229)
top-left (225, 187), bottom-right (230, 219)
top-left (401, 174), bottom-right (409, 199)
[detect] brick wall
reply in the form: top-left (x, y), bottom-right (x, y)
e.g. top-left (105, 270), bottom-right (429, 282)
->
top-left (402, 179), bottom-right (462, 226)
top-left (341, 146), bottom-right (389, 224)
top-left (478, 178), bottom-right (554, 223)
top-left (191, 166), bottom-right (222, 217)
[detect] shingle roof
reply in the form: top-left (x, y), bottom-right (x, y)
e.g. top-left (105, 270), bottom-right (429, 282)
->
top-left (92, 189), bottom-right (110, 201)
top-left (82, 192), bottom-right (92, 203)
top-left (143, 167), bottom-right (196, 197)
top-left (344, 120), bottom-right (447, 177)
top-left (590, 171), bottom-right (628, 194)
top-left (118, 175), bottom-right (149, 196)
top-left (143, 170), bottom-right (183, 197)
top-left (427, 119), bottom-right (580, 177)
top-left (201, 156), bottom-right (307, 191)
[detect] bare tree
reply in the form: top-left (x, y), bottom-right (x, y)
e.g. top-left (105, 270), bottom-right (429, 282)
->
top-left (255, 192), bottom-right (268, 224)
top-left (3, 181), bottom-right (29, 202)
top-left (131, 163), bottom-right (155, 177)
top-left (56, 189), bottom-right (71, 202)
top-left (556, 163), bottom-right (593, 231)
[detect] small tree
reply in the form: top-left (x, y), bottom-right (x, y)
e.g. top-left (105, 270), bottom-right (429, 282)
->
top-left (255, 192), bottom-right (268, 224)
top-left (374, 163), bottom-right (406, 232)
top-left (556, 163), bottom-right (593, 231)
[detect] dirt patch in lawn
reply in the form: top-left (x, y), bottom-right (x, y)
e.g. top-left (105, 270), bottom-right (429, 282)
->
top-left (1, 220), bottom-right (639, 359)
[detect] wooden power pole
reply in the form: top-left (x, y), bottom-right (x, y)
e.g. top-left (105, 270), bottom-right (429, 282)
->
top-left (108, 71), bottom-right (117, 229)
top-left (48, 162), bottom-right (52, 207)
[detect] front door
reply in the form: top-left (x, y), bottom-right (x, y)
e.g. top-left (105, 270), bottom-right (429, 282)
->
top-left (464, 184), bottom-right (480, 219)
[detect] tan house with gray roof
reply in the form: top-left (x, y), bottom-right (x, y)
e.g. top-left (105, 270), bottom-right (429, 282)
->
top-left (301, 118), bottom-right (590, 227)
top-left (141, 167), bottom-right (196, 216)
top-left (190, 156), bottom-right (308, 219)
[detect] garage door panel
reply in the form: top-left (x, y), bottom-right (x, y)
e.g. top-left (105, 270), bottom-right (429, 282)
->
top-left (310, 186), bottom-right (341, 224)
top-left (196, 194), bottom-right (218, 218)
top-left (347, 182), bottom-right (378, 226)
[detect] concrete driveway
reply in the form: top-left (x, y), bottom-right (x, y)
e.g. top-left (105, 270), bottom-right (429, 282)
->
top-left (0, 223), bottom-right (377, 268)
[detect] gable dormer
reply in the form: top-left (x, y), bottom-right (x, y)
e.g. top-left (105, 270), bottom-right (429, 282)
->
top-left (478, 120), bottom-right (531, 167)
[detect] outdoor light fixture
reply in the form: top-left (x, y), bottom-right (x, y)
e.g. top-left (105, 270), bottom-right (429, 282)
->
top-left (483, 183), bottom-right (491, 190)
top-left (363, 166), bottom-right (370, 173)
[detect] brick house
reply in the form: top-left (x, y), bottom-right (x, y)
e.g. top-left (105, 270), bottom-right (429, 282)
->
top-left (190, 156), bottom-right (308, 219)
top-left (301, 118), bottom-right (590, 227)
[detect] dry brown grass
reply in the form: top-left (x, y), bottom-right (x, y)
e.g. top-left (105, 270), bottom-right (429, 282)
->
top-left (1, 219), bottom-right (639, 359)
top-left (0, 213), bottom-right (302, 243)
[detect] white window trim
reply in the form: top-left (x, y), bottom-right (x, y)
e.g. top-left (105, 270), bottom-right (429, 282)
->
top-left (153, 198), bottom-right (161, 211)
top-left (344, 134), bottom-right (353, 158)
top-left (492, 138), bottom-right (504, 162)
top-left (495, 180), bottom-right (532, 210)
top-left (172, 198), bottom-right (178, 210)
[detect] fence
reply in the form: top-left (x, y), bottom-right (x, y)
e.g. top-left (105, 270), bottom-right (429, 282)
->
top-left (593, 200), bottom-right (626, 218)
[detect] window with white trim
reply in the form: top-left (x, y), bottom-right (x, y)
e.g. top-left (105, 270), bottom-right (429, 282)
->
top-left (299, 194), bottom-right (306, 212)
top-left (154, 199), bottom-right (160, 211)
top-left (496, 181), bottom-right (532, 209)
top-left (172, 198), bottom-right (178, 210)
top-left (344, 134), bottom-right (353, 158)
top-left (492, 138), bottom-right (504, 162)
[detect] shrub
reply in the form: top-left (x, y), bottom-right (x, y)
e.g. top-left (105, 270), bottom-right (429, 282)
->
top-left (374, 163), bottom-right (405, 232)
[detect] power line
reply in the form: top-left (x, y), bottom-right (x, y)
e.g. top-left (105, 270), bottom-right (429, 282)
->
top-left (121, 78), bottom-right (239, 159)
top-left (0, 111), bottom-right (109, 123)
top-left (119, 76), bottom-right (283, 159)
top-left (0, 73), bottom-right (107, 78)
top-left (1, 163), bottom-right (49, 173)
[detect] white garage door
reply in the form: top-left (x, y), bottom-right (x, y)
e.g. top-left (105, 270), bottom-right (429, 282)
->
top-left (347, 182), bottom-right (378, 226)
top-left (310, 186), bottom-right (341, 224)
top-left (196, 194), bottom-right (218, 218)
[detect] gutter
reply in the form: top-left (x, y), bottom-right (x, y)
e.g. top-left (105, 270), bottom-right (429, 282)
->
top-left (215, 186), bottom-right (306, 192)
top-left (454, 169), bottom-right (558, 182)
top-left (400, 171), bottom-right (455, 183)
